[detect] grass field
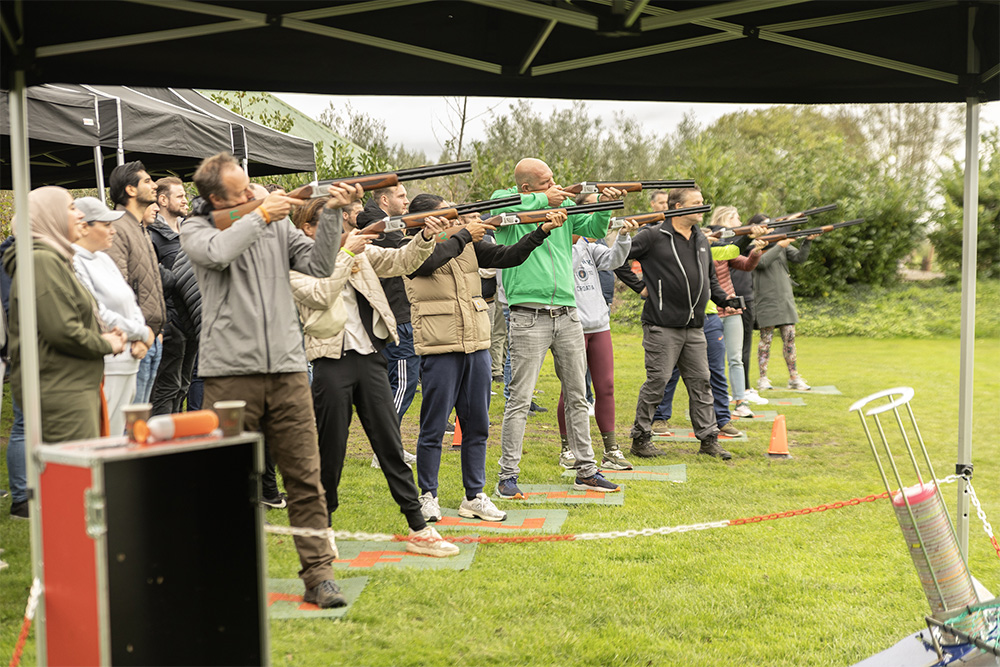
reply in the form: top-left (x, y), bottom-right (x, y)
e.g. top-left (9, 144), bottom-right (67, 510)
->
top-left (1, 334), bottom-right (997, 666)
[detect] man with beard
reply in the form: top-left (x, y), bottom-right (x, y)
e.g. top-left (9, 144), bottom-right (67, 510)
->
top-left (107, 161), bottom-right (167, 405)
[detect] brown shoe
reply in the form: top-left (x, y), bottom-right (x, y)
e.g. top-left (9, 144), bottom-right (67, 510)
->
top-left (631, 432), bottom-right (667, 458)
top-left (719, 421), bottom-right (744, 438)
top-left (698, 435), bottom-right (733, 460)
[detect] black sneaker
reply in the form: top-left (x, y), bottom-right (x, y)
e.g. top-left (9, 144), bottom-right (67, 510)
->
top-left (444, 421), bottom-right (455, 434)
top-left (630, 431), bottom-right (667, 458)
top-left (304, 579), bottom-right (347, 608)
top-left (261, 493), bottom-right (288, 509)
top-left (10, 500), bottom-right (28, 519)
top-left (698, 435), bottom-right (733, 460)
top-left (529, 401), bottom-right (548, 414)
top-left (573, 472), bottom-right (621, 493)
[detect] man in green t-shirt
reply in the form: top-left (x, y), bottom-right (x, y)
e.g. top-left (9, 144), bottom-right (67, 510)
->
top-left (491, 158), bottom-right (626, 498)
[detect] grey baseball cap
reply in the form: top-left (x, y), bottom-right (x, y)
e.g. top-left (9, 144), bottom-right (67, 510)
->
top-left (75, 196), bottom-right (125, 223)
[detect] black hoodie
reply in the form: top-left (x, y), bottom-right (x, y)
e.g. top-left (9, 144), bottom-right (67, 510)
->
top-left (626, 222), bottom-right (729, 329)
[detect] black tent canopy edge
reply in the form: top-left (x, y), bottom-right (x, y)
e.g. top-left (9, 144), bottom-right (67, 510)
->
top-left (2, 1), bottom-right (996, 104)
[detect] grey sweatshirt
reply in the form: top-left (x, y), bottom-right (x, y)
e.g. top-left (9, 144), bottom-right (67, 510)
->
top-left (72, 244), bottom-right (147, 375)
top-left (180, 206), bottom-right (342, 377)
top-left (572, 234), bottom-right (631, 333)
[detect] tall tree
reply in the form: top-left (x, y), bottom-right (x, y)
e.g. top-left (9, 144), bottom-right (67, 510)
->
top-left (929, 128), bottom-right (1000, 280)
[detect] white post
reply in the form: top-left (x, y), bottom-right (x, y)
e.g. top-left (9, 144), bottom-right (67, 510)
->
top-left (9, 69), bottom-right (49, 666)
top-left (956, 98), bottom-right (978, 561)
top-left (94, 145), bottom-right (106, 196)
top-left (956, 4), bottom-right (981, 562)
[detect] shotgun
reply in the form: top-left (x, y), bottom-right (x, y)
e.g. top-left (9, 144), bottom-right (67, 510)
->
top-left (773, 203), bottom-right (838, 222)
top-left (563, 179), bottom-right (696, 196)
top-left (717, 216), bottom-right (815, 238)
top-left (210, 160), bottom-right (473, 229)
top-left (759, 218), bottom-right (865, 243)
top-left (608, 205), bottom-right (713, 231)
top-left (358, 195), bottom-right (522, 235)
top-left (482, 199), bottom-right (625, 227)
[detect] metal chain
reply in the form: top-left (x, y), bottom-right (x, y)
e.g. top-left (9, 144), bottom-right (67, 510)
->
top-left (966, 479), bottom-right (1000, 561)
top-left (261, 477), bottom-right (969, 545)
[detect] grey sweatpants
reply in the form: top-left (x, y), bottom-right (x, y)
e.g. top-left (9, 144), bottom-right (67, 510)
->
top-left (631, 324), bottom-right (718, 441)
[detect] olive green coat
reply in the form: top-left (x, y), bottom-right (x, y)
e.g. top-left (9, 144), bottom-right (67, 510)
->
top-left (3, 241), bottom-right (112, 442)
top-left (752, 239), bottom-right (812, 329)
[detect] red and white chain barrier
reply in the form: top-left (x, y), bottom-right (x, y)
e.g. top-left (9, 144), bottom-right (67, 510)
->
top-left (8, 578), bottom-right (40, 667)
top-left (265, 474), bottom-right (998, 560)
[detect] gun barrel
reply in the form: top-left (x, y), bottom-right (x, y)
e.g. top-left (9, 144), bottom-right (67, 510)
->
top-left (455, 195), bottom-right (520, 216)
top-left (639, 179), bottom-right (697, 189)
top-left (395, 160), bottom-right (473, 182)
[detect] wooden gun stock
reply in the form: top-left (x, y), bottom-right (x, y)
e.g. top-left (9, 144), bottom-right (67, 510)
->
top-left (358, 208), bottom-right (460, 235)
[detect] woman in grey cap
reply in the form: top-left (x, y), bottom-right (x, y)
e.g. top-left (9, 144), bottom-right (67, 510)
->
top-left (73, 196), bottom-right (155, 435)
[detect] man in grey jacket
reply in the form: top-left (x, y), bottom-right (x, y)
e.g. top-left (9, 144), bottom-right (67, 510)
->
top-left (180, 152), bottom-right (360, 609)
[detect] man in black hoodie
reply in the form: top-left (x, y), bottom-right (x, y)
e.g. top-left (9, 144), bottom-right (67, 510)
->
top-left (625, 187), bottom-right (735, 460)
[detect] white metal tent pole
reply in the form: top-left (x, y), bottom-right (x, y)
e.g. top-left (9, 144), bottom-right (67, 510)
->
top-left (9, 69), bottom-right (49, 666)
top-left (94, 146), bottom-right (106, 194)
top-left (956, 5), bottom-right (981, 562)
top-left (957, 100), bottom-right (979, 561)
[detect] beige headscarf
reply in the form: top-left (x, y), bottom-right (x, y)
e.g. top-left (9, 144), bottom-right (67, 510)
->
top-left (13, 186), bottom-right (77, 264)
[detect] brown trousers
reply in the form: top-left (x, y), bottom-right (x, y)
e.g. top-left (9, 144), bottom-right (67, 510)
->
top-left (204, 372), bottom-right (335, 589)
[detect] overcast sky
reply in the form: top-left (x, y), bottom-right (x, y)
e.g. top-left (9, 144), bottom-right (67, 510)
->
top-left (274, 93), bottom-right (1000, 162)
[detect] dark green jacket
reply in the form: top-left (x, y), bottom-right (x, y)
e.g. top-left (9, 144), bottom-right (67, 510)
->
top-left (3, 241), bottom-right (112, 442)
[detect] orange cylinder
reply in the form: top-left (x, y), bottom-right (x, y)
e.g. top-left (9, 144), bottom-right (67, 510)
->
top-left (142, 411), bottom-right (219, 442)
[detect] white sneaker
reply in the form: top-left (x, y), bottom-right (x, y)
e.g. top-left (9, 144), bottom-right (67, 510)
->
top-left (418, 492), bottom-right (442, 523)
top-left (788, 377), bottom-right (811, 391)
top-left (458, 493), bottom-right (507, 521)
top-left (732, 401), bottom-right (754, 418)
top-left (407, 525), bottom-right (459, 557)
top-left (757, 377), bottom-right (774, 391)
top-left (328, 531), bottom-right (339, 559)
top-left (558, 449), bottom-right (576, 469)
top-left (744, 388), bottom-right (769, 405)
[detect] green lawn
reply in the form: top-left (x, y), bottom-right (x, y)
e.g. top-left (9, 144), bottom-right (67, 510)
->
top-left (2, 335), bottom-right (998, 666)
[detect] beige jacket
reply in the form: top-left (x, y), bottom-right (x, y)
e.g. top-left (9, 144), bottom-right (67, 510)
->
top-left (404, 243), bottom-right (491, 356)
top-left (106, 208), bottom-right (167, 335)
top-left (291, 233), bottom-right (435, 361)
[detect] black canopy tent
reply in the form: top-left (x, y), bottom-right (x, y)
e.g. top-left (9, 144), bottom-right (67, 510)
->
top-left (0, 83), bottom-right (316, 189)
top-left (2, 2), bottom-right (997, 663)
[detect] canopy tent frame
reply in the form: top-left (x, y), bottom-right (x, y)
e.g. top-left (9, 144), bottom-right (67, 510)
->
top-left (2, 2), bottom-right (995, 663)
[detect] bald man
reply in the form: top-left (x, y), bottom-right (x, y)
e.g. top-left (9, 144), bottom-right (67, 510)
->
top-left (490, 158), bottom-right (626, 498)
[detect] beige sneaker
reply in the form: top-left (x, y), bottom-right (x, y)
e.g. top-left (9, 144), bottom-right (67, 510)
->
top-left (407, 526), bottom-right (459, 558)
top-left (719, 422), bottom-right (744, 438)
top-left (651, 419), bottom-right (673, 437)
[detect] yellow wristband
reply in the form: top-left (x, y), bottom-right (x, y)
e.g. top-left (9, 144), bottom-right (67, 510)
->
top-left (341, 248), bottom-right (355, 257)
top-left (258, 206), bottom-right (271, 224)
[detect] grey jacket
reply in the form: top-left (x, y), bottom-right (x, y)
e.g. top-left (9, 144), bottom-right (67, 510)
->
top-left (572, 235), bottom-right (631, 333)
top-left (752, 239), bottom-right (811, 329)
top-left (180, 205), bottom-right (342, 377)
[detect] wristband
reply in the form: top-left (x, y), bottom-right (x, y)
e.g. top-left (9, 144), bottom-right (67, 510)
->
top-left (258, 207), bottom-right (271, 224)
top-left (341, 248), bottom-right (356, 257)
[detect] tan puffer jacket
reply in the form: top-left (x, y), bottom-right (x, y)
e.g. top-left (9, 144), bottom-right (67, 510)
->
top-left (404, 243), bottom-right (491, 356)
top-left (291, 234), bottom-right (436, 361)
top-left (106, 208), bottom-right (167, 335)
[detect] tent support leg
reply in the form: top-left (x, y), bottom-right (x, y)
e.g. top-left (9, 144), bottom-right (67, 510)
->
top-left (956, 97), bottom-right (978, 563)
top-left (10, 68), bottom-right (49, 666)
top-left (956, 4), bottom-right (981, 564)
top-left (94, 145), bottom-right (106, 194)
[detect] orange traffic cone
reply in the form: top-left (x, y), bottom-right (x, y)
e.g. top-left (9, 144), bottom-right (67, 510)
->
top-left (451, 417), bottom-right (462, 450)
top-left (767, 414), bottom-right (792, 459)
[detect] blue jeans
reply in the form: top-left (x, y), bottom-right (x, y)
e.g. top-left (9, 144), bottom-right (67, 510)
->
top-left (134, 336), bottom-right (163, 405)
top-left (382, 323), bottom-right (419, 423)
top-left (499, 307), bottom-right (597, 480)
top-left (6, 397), bottom-right (26, 503)
top-left (722, 314), bottom-right (746, 402)
top-left (652, 316), bottom-right (731, 428)
top-left (416, 351), bottom-right (491, 498)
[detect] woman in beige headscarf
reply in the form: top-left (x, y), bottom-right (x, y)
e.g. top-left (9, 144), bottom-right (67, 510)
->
top-left (2, 186), bottom-right (126, 442)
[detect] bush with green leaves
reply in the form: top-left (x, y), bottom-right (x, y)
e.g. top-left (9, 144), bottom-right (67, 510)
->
top-left (929, 128), bottom-right (1000, 281)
